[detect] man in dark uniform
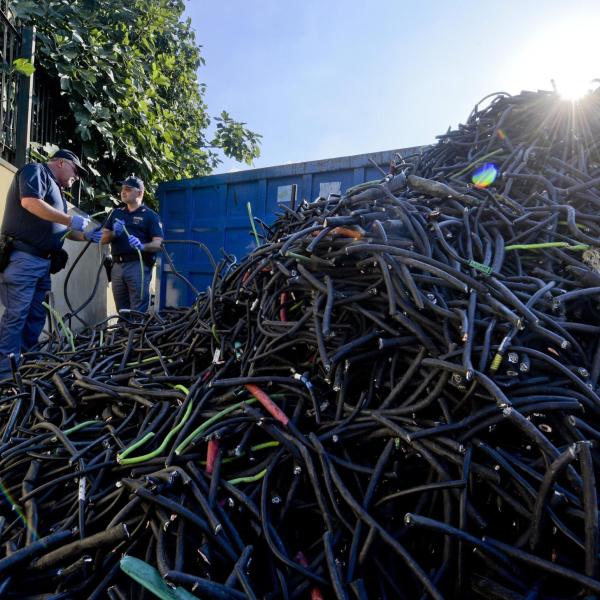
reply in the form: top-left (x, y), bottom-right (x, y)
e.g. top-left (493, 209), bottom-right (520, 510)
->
top-left (0, 149), bottom-right (98, 378)
top-left (102, 176), bottom-right (163, 312)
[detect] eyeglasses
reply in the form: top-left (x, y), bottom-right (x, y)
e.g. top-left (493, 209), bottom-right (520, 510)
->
top-left (63, 160), bottom-right (79, 179)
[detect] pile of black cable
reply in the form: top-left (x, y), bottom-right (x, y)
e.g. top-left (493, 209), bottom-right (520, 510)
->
top-left (2, 87), bottom-right (600, 599)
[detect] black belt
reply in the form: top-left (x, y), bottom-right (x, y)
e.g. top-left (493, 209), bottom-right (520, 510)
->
top-left (113, 254), bottom-right (139, 264)
top-left (113, 253), bottom-right (155, 264)
top-left (12, 240), bottom-right (53, 259)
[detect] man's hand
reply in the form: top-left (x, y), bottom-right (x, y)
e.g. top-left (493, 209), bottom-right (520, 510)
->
top-left (84, 229), bottom-right (103, 243)
top-left (70, 214), bottom-right (90, 232)
top-left (100, 229), bottom-right (113, 245)
top-left (113, 219), bottom-right (125, 236)
top-left (127, 234), bottom-right (143, 250)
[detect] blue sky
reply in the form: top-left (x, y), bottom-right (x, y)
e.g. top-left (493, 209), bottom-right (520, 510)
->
top-left (184, 0), bottom-right (600, 173)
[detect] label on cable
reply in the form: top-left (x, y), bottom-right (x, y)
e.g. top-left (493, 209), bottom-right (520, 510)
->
top-left (78, 477), bottom-right (86, 502)
top-left (468, 260), bottom-right (492, 275)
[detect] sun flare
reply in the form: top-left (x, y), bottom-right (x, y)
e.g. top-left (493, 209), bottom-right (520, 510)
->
top-left (557, 77), bottom-right (594, 101)
top-left (509, 16), bottom-right (599, 101)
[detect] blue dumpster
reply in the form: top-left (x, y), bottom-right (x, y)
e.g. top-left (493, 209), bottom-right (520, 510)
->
top-left (157, 146), bottom-right (423, 307)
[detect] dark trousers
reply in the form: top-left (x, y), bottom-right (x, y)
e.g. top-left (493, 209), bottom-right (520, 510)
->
top-left (0, 251), bottom-right (51, 378)
top-left (111, 261), bottom-right (152, 312)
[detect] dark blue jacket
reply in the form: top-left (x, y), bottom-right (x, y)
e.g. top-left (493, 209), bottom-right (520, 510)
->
top-left (105, 205), bottom-right (163, 256)
top-left (1, 163), bottom-right (68, 252)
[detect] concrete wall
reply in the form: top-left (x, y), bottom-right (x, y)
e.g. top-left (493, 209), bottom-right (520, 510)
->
top-left (0, 158), bottom-right (16, 201)
top-left (50, 214), bottom-right (112, 328)
top-left (0, 160), bottom-right (115, 332)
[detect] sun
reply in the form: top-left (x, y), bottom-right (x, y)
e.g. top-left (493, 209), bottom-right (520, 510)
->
top-left (507, 15), bottom-right (599, 102)
top-left (557, 77), bottom-right (594, 101)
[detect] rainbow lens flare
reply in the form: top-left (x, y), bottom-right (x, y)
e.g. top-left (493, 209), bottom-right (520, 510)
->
top-left (471, 163), bottom-right (498, 188)
top-left (497, 128), bottom-right (506, 141)
top-left (0, 478), bottom-right (39, 540)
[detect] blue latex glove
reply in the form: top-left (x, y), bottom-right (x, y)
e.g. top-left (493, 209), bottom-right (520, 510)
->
top-left (70, 214), bottom-right (90, 232)
top-left (127, 234), bottom-right (143, 250)
top-left (84, 229), bottom-right (102, 243)
top-left (112, 219), bottom-right (125, 236)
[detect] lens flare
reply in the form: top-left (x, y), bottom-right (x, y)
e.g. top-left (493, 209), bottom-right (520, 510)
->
top-left (0, 479), bottom-right (39, 541)
top-left (472, 163), bottom-right (498, 188)
top-left (558, 78), bottom-right (591, 101)
top-left (497, 129), bottom-right (506, 141)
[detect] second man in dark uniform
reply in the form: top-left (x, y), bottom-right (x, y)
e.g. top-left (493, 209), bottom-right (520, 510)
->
top-left (102, 176), bottom-right (163, 313)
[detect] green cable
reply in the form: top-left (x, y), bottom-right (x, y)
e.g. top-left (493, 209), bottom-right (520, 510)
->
top-left (175, 397), bottom-right (259, 456)
top-left (201, 441), bottom-right (281, 466)
top-left (249, 441), bottom-right (280, 452)
top-left (117, 432), bottom-right (155, 461)
top-left (60, 209), bottom-right (108, 242)
top-left (558, 220), bottom-right (588, 231)
top-left (121, 224), bottom-right (144, 301)
top-left (247, 201), bottom-right (260, 247)
top-left (284, 251), bottom-right (313, 263)
top-left (171, 384), bottom-right (190, 395)
top-left (504, 242), bottom-right (589, 251)
top-left (228, 468), bottom-right (268, 486)
top-left (108, 356), bottom-right (171, 368)
top-left (63, 420), bottom-right (103, 436)
top-left (118, 397), bottom-right (196, 465)
top-left (89, 210), bottom-right (109, 220)
top-left (42, 301), bottom-right (75, 351)
top-left (126, 356), bottom-right (161, 367)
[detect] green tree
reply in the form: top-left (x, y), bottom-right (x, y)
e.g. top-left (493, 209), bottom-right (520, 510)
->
top-left (12, 0), bottom-right (261, 210)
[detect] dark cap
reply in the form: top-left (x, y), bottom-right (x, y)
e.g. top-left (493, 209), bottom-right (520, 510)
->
top-left (118, 176), bottom-right (144, 190)
top-left (52, 149), bottom-right (88, 176)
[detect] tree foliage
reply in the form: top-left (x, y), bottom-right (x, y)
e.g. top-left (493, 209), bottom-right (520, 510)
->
top-left (12, 0), bottom-right (261, 210)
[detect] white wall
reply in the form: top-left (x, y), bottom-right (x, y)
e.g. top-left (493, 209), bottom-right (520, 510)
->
top-left (49, 210), bottom-right (113, 329)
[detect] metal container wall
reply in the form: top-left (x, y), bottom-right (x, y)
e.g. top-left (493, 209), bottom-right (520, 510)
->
top-left (157, 146), bottom-right (423, 307)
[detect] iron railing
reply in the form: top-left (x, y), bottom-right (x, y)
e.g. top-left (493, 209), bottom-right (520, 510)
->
top-left (31, 68), bottom-right (66, 151)
top-left (0, 3), bottom-right (64, 166)
top-left (0, 1), bottom-right (12, 18)
top-left (0, 5), bottom-right (20, 163)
